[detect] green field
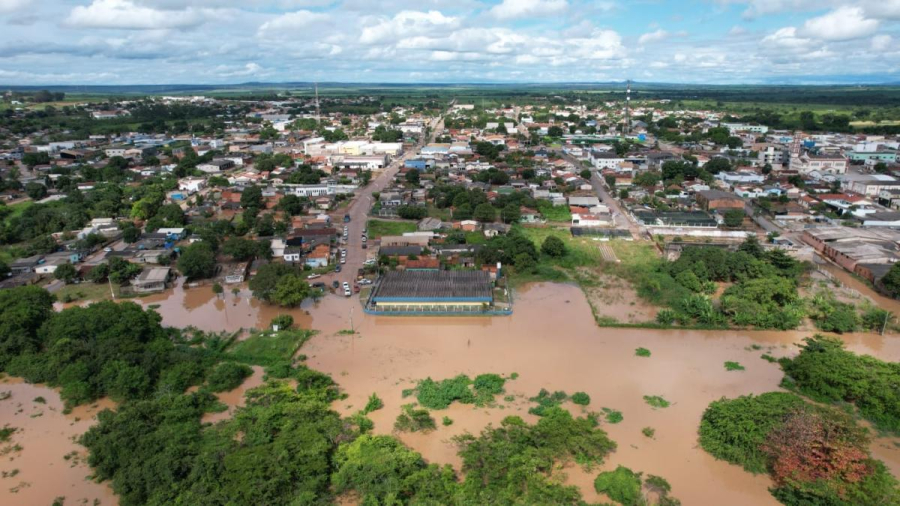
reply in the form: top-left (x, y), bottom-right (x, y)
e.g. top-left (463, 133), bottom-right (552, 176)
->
top-left (228, 329), bottom-right (315, 366)
top-left (366, 219), bottom-right (417, 238)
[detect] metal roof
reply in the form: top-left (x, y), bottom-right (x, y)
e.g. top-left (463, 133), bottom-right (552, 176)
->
top-left (372, 270), bottom-right (492, 302)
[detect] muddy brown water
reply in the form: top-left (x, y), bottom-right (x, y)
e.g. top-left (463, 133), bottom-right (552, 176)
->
top-left (0, 377), bottom-right (116, 506)
top-left (11, 280), bottom-right (900, 505)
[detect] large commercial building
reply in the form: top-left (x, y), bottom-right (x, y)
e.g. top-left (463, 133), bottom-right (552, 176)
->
top-left (369, 270), bottom-right (493, 313)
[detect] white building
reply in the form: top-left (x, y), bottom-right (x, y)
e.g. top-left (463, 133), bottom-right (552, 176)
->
top-left (790, 152), bottom-right (848, 175)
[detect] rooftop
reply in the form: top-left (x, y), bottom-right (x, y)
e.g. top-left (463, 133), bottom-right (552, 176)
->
top-left (372, 270), bottom-right (492, 302)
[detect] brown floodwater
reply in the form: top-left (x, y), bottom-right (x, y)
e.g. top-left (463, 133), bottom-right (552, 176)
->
top-left (16, 277), bottom-right (900, 505)
top-left (202, 366), bottom-right (266, 424)
top-left (303, 282), bottom-right (900, 506)
top-left (0, 376), bottom-right (117, 506)
top-left (818, 262), bottom-right (900, 315)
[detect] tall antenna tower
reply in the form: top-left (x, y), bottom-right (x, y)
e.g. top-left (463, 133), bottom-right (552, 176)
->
top-left (314, 82), bottom-right (321, 128)
top-left (624, 79), bottom-right (631, 136)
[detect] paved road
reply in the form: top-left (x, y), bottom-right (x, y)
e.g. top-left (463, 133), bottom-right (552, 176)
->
top-left (555, 149), bottom-right (644, 239)
top-left (320, 111), bottom-right (447, 291)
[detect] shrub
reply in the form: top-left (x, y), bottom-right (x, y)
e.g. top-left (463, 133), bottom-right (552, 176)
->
top-left (724, 361), bottom-right (745, 371)
top-left (571, 392), bottom-right (591, 406)
top-left (414, 373), bottom-right (506, 409)
top-left (528, 389), bottom-right (568, 416)
top-left (655, 309), bottom-right (677, 325)
top-left (594, 466), bottom-right (642, 505)
top-left (642, 427), bottom-right (655, 438)
top-left (699, 392), bottom-right (900, 504)
top-left (781, 335), bottom-right (900, 432)
top-left (635, 347), bottom-right (651, 357)
top-left (602, 408), bottom-right (623, 424)
top-left (270, 314), bottom-right (294, 329)
top-left (363, 393), bottom-right (383, 414)
top-left (643, 395), bottom-right (670, 409)
top-left (205, 362), bottom-right (253, 393)
top-left (394, 404), bottom-right (436, 433)
top-left (541, 235), bottom-right (567, 257)
top-left (442, 416), bottom-right (453, 426)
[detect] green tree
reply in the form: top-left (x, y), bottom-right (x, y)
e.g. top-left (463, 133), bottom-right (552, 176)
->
top-left (405, 169), bottom-right (420, 186)
top-left (473, 203), bottom-right (497, 223)
top-left (177, 243), bottom-right (216, 280)
top-left (249, 263), bottom-right (299, 302)
top-left (501, 203), bottom-right (520, 224)
top-left (240, 185), bottom-right (263, 210)
top-left (881, 262), bottom-right (900, 298)
top-left (723, 209), bottom-right (745, 228)
top-left (541, 235), bottom-right (567, 257)
top-left (25, 182), bottom-right (47, 200)
top-left (271, 275), bottom-right (311, 307)
top-left (222, 237), bottom-right (259, 261)
top-left (53, 263), bottom-right (78, 284)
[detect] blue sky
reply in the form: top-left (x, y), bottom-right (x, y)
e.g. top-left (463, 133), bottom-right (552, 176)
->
top-left (0, 0), bottom-right (898, 85)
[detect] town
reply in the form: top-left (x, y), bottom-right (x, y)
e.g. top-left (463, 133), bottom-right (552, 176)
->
top-left (3, 82), bottom-right (900, 506)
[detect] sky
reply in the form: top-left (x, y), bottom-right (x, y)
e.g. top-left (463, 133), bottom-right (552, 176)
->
top-left (0, 0), bottom-right (899, 85)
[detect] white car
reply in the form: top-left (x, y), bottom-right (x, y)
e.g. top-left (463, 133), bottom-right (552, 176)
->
top-left (341, 257), bottom-right (346, 264)
top-left (342, 282), bottom-right (351, 297)
top-left (307, 274), bottom-right (321, 280)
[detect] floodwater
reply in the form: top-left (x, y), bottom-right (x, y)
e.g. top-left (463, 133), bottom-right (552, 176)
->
top-left (304, 282), bottom-right (900, 506)
top-left (818, 262), bottom-right (900, 315)
top-left (202, 366), bottom-right (266, 424)
top-left (0, 376), bottom-right (116, 506)
top-left (12, 278), bottom-right (900, 505)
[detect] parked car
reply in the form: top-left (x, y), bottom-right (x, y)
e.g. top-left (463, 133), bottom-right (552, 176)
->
top-left (332, 280), bottom-right (340, 289)
top-left (354, 285), bottom-right (360, 293)
top-left (343, 214), bottom-right (351, 222)
top-left (335, 265), bottom-right (342, 273)
top-left (342, 282), bottom-right (351, 297)
top-left (307, 274), bottom-right (321, 280)
top-left (312, 282), bottom-right (326, 289)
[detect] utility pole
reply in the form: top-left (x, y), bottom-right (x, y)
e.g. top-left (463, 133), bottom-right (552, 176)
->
top-left (882, 310), bottom-right (893, 336)
top-left (315, 82), bottom-right (321, 127)
top-left (624, 79), bottom-right (631, 136)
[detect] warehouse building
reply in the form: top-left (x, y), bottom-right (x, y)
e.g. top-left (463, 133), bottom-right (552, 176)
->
top-left (368, 270), bottom-right (494, 313)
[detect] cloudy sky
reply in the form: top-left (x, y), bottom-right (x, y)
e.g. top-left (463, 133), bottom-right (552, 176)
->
top-left (0, 0), bottom-right (898, 85)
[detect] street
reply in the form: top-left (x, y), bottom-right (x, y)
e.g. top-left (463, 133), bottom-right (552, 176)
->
top-left (320, 111), bottom-right (447, 291)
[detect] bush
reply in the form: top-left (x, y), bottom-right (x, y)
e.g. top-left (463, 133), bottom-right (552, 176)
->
top-left (363, 393), bottom-right (383, 414)
top-left (528, 389), bottom-right (568, 416)
top-left (414, 373), bottom-right (506, 410)
top-left (394, 404), bottom-right (436, 433)
top-left (699, 391), bottom-right (900, 504)
top-left (643, 395), bottom-right (670, 409)
top-left (270, 314), bottom-right (294, 330)
top-left (642, 427), bottom-right (655, 438)
top-left (541, 236), bottom-right (567, 258)
top-left (602, 408), bottom-right (623, 424)
top-left (442, 416), bottom-right (453, 426)
top-left (205, 362), bottom-right (253, 393)
top-left (594, 466), bottom-right (642, 505)
top-left (571, 392), bottom-right (591, 406)
top-left (635, 347), bottom-right (651, 357)
top-left (724, 361), bottom-right (745, 371)
top-left (781, 335), bottom-right (900, 432)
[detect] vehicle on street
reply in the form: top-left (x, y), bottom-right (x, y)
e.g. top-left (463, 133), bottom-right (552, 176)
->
top-left (312, 282), bottom-right (326, 289)
top-left (343, 214), bottom-right (351, 222)
top-left (332, 280), bottom-right (339, 289)
top-left (342, 282), bottom-right (351, 297)
top-left (307, 274), bottom-right (321, 280)
top-left (104, 247), bottom-right (113, 252)
top-left (335, 265), bottom-right (342, 272)
top-left (354, 285), bottom-right (360, 293)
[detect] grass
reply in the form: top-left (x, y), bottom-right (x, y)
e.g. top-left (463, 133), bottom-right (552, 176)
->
top-left (761, 354), bottom-right (777, 363)
top-left (54, 282), bottom-right (122, 303)
top-left (536, 201), bottom-right (572, 222)
top-left (366, 219), bottom-right (417, 238)
top-left (643, 395), bottom-right (671, 409)
top-left (724, 361), bottom-right (746, 371)
top-left (227, 329), bottom-right (315, 366)
top-left (635, 347), bottom-right (651, 357)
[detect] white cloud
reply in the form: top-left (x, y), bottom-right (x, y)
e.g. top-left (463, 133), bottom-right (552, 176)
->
top-left (0, 0), bottom-right (30, 14)
top-left (360, 10), bottom-right (459, 45)
top-left (872, 34), bottom-right (893, 50)
top-left (762, 26), bottom-right (812, 49)
top-left (801, 6), bottom-right (879, 41)
top-left (490, 0), bottom-right (567, 20)
top-left (65, 0), bottom-right (211, 30)
top-left (638, 29), bottom-right (668, 44)
top-left (257, 10), bottom-right (331, 38)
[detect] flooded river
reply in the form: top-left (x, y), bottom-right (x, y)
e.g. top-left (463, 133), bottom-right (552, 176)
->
top-left (10, 279), bottom-right (900, 505)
